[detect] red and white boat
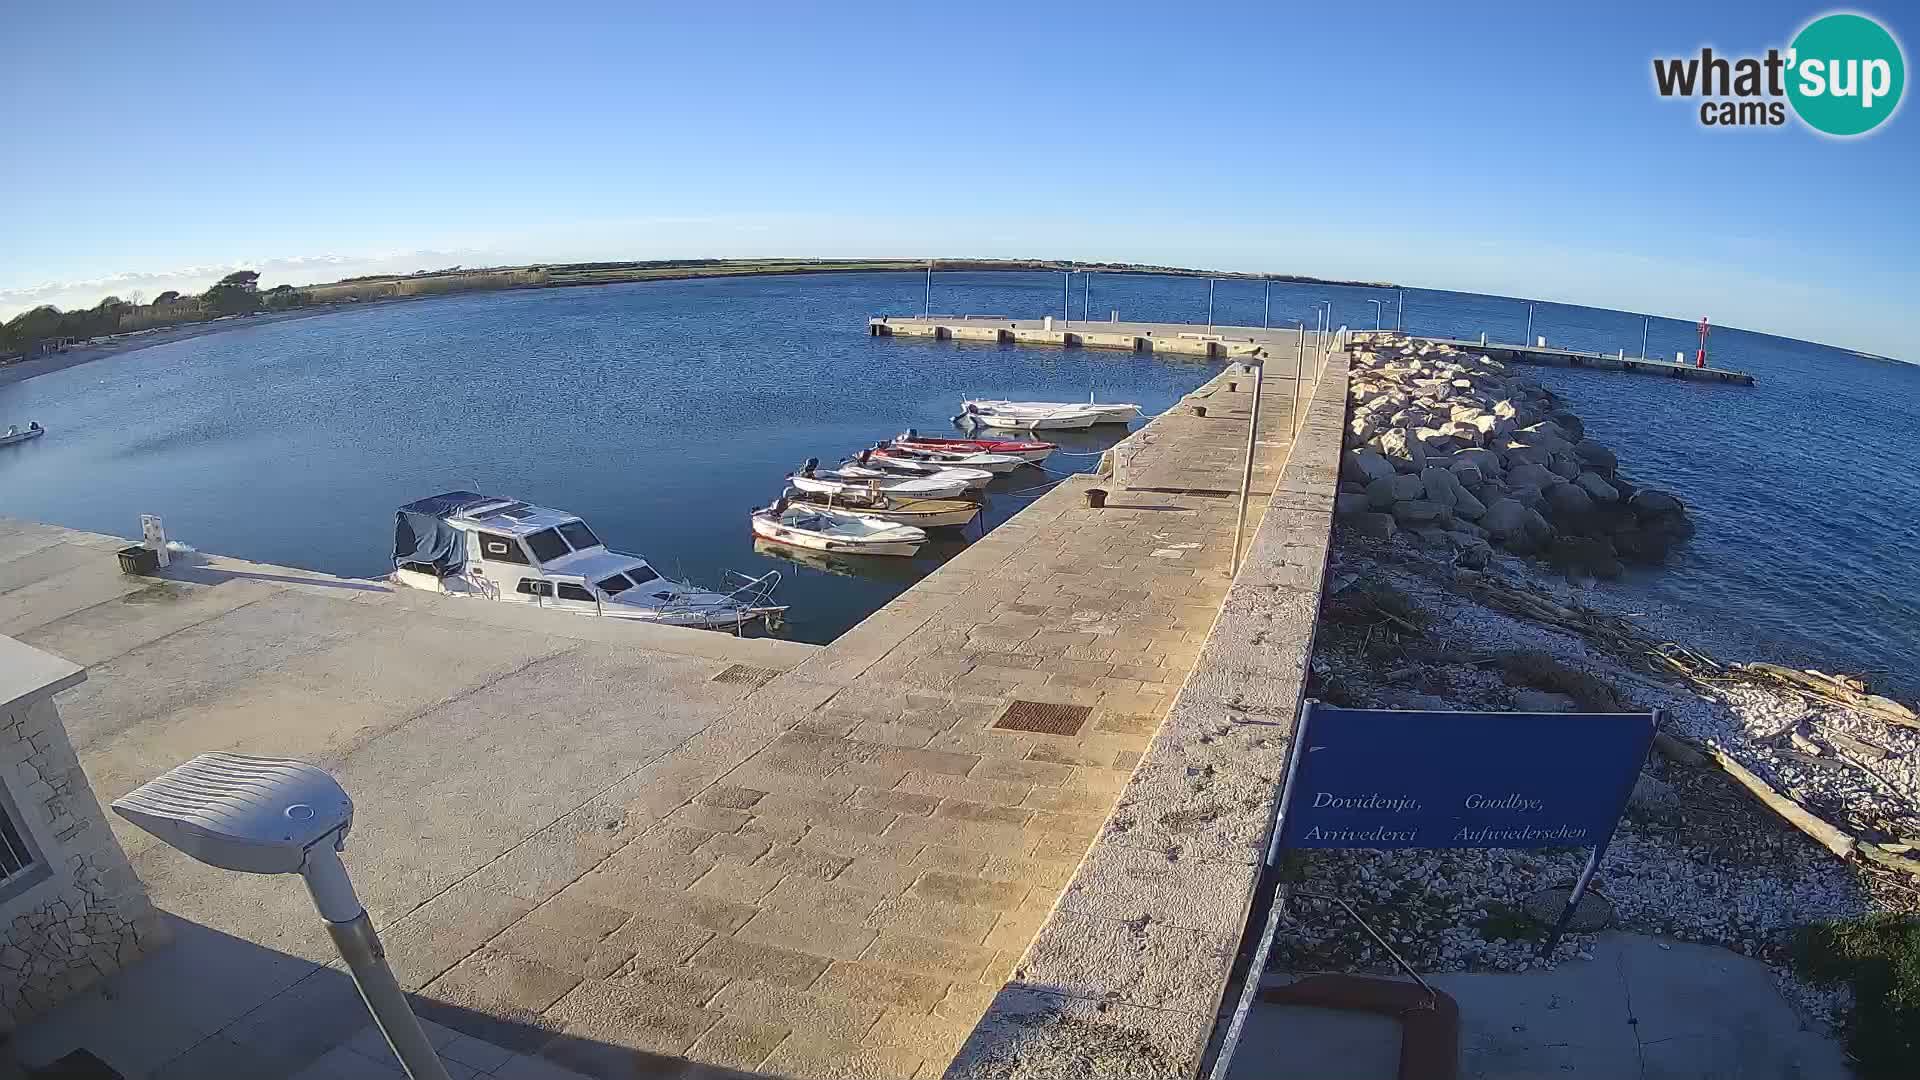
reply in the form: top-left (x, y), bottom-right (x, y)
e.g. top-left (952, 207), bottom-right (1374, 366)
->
top-left (893, 430), bottom-right (1055, 465)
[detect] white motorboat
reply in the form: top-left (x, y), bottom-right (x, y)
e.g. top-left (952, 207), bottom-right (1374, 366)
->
top-left (789, 459), bottom-right (969, 500)
top-left (1, 422), bottom-right (46, 447)
top-left (390, 491), bottom-right (785, 631)
top-left (786, 486), bottom-right (981, 529)
top-left (963, 399), bottom-right (1143, 424)
top-left (839, 450), bottom-right (994, 490)
top-left (750, 500), bottom-right (927, 556)
top-left (868, 444), bottom-right (1026, 474)
top-left (959, 403), bottom-right (1102, 431)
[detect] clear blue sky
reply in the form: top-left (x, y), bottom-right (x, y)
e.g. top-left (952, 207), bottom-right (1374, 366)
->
top-left (2, 1), bottom-right (1913, 358)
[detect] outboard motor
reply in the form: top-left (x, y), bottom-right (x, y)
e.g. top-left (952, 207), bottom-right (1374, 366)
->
top-left (903, 428), bottom-right (919, 440)
top-left (800, 457), bottom-right (819, 477)
top-left (856, 448), bottom-right (872, 465)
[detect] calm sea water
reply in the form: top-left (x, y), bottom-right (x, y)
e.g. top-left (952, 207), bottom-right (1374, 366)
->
top-left (2, 272), bottom-right (1915, 696)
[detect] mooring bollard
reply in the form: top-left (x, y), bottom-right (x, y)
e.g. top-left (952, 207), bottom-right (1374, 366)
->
top-left (1193, 404), bottom-right (1208, 417)
top-left (1085, 488), bottom-right (1107, 509)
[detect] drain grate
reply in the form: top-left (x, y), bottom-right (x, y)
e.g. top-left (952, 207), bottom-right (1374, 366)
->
top-left (711, 664), bottom-right (780, 688)
top-left (994, 700), bottom-right (1092, 737)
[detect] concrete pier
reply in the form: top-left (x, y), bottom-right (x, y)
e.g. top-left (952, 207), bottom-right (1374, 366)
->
top-left (870, 315), bottom-right (1324, 360)
top-left (1395, 333), bottom-right (1758, 385)
top-left (7, 332), bottom-right (1350, 1079)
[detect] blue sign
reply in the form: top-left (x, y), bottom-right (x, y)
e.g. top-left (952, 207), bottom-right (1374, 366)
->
top-left (1276, 704), bottom-right (1656, 851)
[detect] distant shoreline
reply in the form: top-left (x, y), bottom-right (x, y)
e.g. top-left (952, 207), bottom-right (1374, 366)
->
top-left (1, 260), bottom-right (1395, 388)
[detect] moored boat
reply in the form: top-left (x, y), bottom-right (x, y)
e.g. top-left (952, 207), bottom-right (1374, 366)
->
top-left (789, 459), bottom-right (969, 500)
top-left (1, 422), bottom-right (46, 447)
top-left (868, 444), bottom-right (1026, 474)
top-left (963, 399), bottom-right (1143, 424)
top-left (893, 429), bottom-right (1054, 464)
top-left (959, 403), bottom-right (1102, 431)
top-left (837, 459), bottom-right (993, 492)
top-left (390, 491), bottom-right (784, 630)
top-left (786, 486), bottom-right (980, 528)
top-left (750, 499), bottom-right (927, 556)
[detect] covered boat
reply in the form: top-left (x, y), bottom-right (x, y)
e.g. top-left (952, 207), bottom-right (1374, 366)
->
top-left (750, 499), bottom-right (927, 556)
top-left (838, 451), bottom-right (993, 491)
top-left (962, 398), bottom-right (1143, 424)
top-left (893, 430), bottom-right (1054, 464)
top-left (391, 491), bottom-right (784, 631)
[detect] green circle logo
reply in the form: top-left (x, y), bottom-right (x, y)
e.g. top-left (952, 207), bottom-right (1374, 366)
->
top-left (1788, 13), bottom-right (1905, 136)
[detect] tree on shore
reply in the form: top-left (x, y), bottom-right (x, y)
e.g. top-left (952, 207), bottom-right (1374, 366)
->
top-left (201, 270), bottom-right (261, 315)
top-left (153, 290), bottom-right (182, 306)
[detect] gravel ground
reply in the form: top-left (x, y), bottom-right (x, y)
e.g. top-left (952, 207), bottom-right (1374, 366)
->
top-left (1278, 347), bottom-right (1919, 1034)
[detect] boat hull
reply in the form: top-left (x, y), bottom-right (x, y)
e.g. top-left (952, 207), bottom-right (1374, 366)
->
top-left (791, 493), bottom-right (979, 528)
top-left (789, 472), bottom-right (969, 500)
top-left (871, 448), bottom-right (1024, 474)
top-left (0, 429), bottom-right (46, 447)
top-left (965, 400), bottom-right (1142, 424)
top-left (751, 513), bottom-right (924, 556)
top-left (894, 436), bottom-right (1054, 464)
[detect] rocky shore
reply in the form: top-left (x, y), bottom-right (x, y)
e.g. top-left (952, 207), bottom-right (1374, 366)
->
top-left (1276, 335), bottom-right (1918, 1035)
top-left (1337, 337), bottom-right (1695, 579)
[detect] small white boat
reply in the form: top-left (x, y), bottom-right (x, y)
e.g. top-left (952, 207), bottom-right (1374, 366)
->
top-left (1, 422), bottom-right (46, 447)
top-left (391, 491), bottom-right (785, 631)
top-left (750, 500), bottom-right (927, 556)
top-left (959, 403), bottom-right (1102, 431)
top-left (787, 486), bottom-right (981, 529)
top-left (893, 430), bottom-right (1055, 465)
top-left (869, 445), bottom-right (1026, 474)
top-left (838, 453), bottom-right (993, 491)
top-left (964, 399), bottom-right (1144, 424)
top-left (789, 459), bottom-right (969, 500)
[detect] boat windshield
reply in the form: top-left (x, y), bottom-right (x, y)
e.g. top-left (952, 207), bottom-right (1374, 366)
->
top-left (525, 528), bottom-right (570, 563)
top-left (627, 564), bottom-right (660, 585)
top-left (558, 520), bottom-right (601, 551)
top-left (597, 573), bottom-right (632, 596)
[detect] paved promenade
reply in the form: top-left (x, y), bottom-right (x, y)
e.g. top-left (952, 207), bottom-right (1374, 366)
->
top-left (8, 359), bottom-right (1310, 1078)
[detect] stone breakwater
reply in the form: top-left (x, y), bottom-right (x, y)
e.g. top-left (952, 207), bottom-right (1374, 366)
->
top-left (1336, 337), bottom-right (1694, 579)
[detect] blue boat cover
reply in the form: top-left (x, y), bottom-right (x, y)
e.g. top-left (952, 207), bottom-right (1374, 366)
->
top-left (393, 491), bottom-right (498, 573)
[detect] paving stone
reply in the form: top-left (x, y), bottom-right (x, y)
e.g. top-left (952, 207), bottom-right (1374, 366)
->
top-left (863, 1006), bottom-right (974, 1062)
top-left (860, 933), bottom-right (995, 983)
top-left (967, 758), bottom-right (1075, 787)
top-left (490, 916), bottom-right (635, 979)
top-left (696, 785), bottom-right (768, 810)
top-left (523, 894), bottom-right (635, 941)
top-left (762, 875), bottom-right (892, 925)
top-left (704, 980), bottom-right (883, 1046)
top-left (758, 842), bottom-right (853, 881)
top-left (913, 844), bottom-right (989, 877)
top-left (666, 803), bottom-right (755, 834)
top-left (910, 871), bottom-right (1027, 911)
top-left (866, 894), bottom-right (998, 946)
top-left (869, 745), bottom-right (980, 777)
top-left (689, 934), bottom-right (831, 990)
top-left (540, 978), bottom-right (720, 1065)
top-left (736, 908), bottom-right (878, 962)
top-left (599, 888), bottom-right (755, 937)
top-left (686, 1016), bottom-right (790, 1073)
top-left (423, 947), bottom-right (582, 1018)
top-left (814, 962), bottom-right (951, 1012)
top-left (627, 823), bottom-right (719, 856)
top-left (933, 799), bottom-right (1033, 827)
top-left (695, 828), bottom-right (777, 865)
top-left (687, 858), bottom-right (786, 903)
top-left (891, 770), bottom-right (1033, 808)
top-left (607, 961), bottom-right (730, 1010)
top-left (850, 787), bottom-right (941, 817)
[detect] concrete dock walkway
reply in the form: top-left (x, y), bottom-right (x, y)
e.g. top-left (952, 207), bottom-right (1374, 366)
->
top-left (5, 358), bottom-right (1315, 1078)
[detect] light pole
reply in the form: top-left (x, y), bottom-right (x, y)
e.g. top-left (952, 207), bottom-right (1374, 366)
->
top-left (1524, 303), bottom-right (1535, 346)
top-left (1262, 280), bottom-right (1271, 329)
top-left (1367, 299), bottom-right (1383, 330)
top-left (1397, 288), bottom-right (1405, 331)
top-left (1063, 271), bottom-right (1071, 326)
top-left (924, 261), bottom-right (932, 318)
top-left (1206, 278), bottom-right (1216, 334)
top-left (1640, 316), bottom-right (1650, 359)
top-left (1083, 272), bottom-right (1093, 322)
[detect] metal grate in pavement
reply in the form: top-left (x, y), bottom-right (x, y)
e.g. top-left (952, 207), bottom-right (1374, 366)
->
top-left (711, 664), bottom-right (780, 688)
top-left (993, 700), bottom-right (1092, 737)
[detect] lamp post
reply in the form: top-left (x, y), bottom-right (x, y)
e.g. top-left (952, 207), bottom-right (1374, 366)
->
top-left (1640, 316), bottom-right (1650, 359)
top-left (1525, 303), bottom-right (1535, 346)
top-left (1262, 280), bottom-right (1271, 329)
top-left (114, 755), bottom-right (452, 1080)
top-left (1397, 288), bottom-right (1405, 331)
top-left (1367, 299), bottom-right (1383, 330)
top-left (1206, 278), bottom-right (1216, 334)
top-left (924, 261), bottom-right (932, 318)
top-left (1083, 272), bottom-right (1093, 322)
top-left (1063, 272), bottom-right (1071, 326)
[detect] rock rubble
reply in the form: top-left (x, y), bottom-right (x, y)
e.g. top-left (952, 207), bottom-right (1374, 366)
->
top-left (1338, 337), bottom-right (1695, 579)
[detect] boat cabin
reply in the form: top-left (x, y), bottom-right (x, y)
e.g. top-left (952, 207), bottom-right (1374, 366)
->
top-left (393, 491), bottom-right (669, 612)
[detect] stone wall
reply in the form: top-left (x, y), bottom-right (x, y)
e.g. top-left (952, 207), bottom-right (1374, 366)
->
top-left (0, 644), bottom-right (164, 1032)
